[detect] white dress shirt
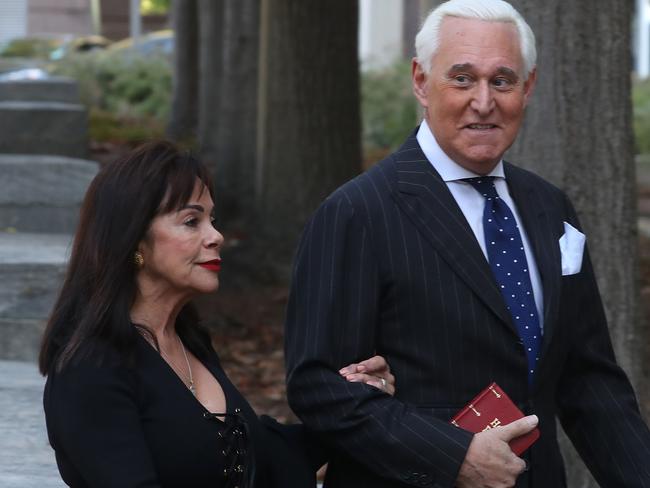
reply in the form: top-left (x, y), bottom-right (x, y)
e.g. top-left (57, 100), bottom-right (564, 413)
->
top-left (416, 120), bottom-right (545, 330)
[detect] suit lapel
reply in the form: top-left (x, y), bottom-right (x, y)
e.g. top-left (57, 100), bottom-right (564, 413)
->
top-left (504, 163), bottom-right (562, 360)
top-left (391, 135), bottom-right (517, 335)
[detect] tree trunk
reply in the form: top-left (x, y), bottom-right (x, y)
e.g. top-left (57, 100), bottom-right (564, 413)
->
top-left (402, 0), bottom-right (420, 59)
top-left (197, 0), bottom-right (225, 177)
top-left (213, 0), bottom-right (260, 228)
top-left (507, 2), bottom-right (647, 486)
top-left (256, 0), bottom-right (361, 274)
top-left (419, 0), bottom-right (443, 18)
top-left (167, 0), bottom-right (199, 141)
top-left (402, 1), bottom-right (444, 59)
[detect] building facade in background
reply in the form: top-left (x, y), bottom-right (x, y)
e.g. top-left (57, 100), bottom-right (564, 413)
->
top-left (2, 0), bottom-right (649, 77)
top-left (637, 0), bottom-right (650, 78)
top-left (0, 0), bottom-right (167, 44)
top-left (28, 0), bottom-right (93, 38)
top-left (359, 0), bottom-right (440, 70)
top-left (0, 0), bottom-right (28, 44)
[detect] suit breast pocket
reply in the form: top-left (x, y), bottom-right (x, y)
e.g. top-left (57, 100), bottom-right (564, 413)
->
top-left (560, 272), bottom-right (583, 294)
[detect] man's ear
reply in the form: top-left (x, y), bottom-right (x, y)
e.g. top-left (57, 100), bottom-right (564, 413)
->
top-left (412, 58), bottom-right (429, 108)
top-left (522, 67), bottom-right (537, 107)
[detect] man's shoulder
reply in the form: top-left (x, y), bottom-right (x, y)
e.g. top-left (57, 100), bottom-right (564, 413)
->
top-left (504, 161), bottom-right (567, 200)
top-left (323, 152), bottom-right (399, 210)
top-left (314, 133), bottom-right (422, 219)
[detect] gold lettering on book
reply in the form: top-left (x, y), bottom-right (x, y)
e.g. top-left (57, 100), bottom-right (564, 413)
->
top-left (489, 385), bottom-right (501, 398)
top-left (481, 418), bottom-right (502, 431)
top-left (470, 404), bottom-right (481, 416)
top-left (451, 420), bottom-right (459, 427)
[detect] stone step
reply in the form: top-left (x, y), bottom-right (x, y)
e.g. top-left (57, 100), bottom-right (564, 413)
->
top-left (0, 319), bottom-right (49, 362)
top-left (0, 232), bottom-right (70, 361)
top-left (0, 101), bottom-right (88, 159)
top-left (0, 154), bottom-right (98, 234)
top-left (0, 77), bottom-right (80, 104)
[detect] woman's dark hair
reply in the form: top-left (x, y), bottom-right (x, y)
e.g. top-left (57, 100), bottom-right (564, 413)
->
top-left (39, 140), bottom-right (215, 375)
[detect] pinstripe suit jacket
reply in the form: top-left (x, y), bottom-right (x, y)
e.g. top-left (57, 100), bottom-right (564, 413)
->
top-left (285, 133), bottom-right (650, 488)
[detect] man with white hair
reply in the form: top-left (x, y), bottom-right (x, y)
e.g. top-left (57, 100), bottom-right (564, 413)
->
top-left (285, 0), bottom-right (650, 486)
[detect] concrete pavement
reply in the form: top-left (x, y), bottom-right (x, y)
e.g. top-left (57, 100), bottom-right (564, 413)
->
top-left (0, 360), bottom-right (63, 487)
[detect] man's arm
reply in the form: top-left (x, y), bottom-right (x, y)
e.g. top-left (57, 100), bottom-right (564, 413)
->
top-left (556, 197), bottom-right (650, 486)
top-left (285, 194), bottom-right (473, 487)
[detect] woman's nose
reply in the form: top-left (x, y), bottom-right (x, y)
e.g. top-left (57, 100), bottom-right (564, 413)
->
top-left (206, 224), bottom-right (224, 249)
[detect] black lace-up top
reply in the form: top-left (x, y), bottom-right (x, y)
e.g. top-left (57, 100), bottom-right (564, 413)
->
top-left (44, 334), bottom-right (321, 487)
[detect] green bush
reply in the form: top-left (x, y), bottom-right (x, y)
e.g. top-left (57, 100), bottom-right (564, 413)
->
top-left (88, 109), bottom-right (166, 144)
top-left (51, 50), bottom-right (171, 141)
top-left (361, 61), bottom-right (419, 159)
top-left (141, 0), bottom-right (171, 15)
top-left (0, 37), bottom-right (60, 59)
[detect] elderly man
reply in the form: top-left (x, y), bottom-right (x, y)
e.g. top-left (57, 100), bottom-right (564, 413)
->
top-left (285, 0), bottom-right (650, 486)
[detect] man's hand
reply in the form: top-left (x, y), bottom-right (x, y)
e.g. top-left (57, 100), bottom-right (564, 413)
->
top-left (456, 415), bottom-right (538, 488)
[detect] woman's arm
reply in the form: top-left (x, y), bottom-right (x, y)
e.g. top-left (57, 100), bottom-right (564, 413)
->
top-left (44, 357), bottom-right (161, 488)
top-left (339, 355), bottom-right (396, 395)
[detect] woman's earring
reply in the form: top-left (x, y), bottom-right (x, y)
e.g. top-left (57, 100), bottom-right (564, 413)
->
top-left (134, 251), bottom-right (144, 268)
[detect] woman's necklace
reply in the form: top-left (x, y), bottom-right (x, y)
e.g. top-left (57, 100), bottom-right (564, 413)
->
top-left (177, 336), bottom-right (196, 396)
top-left (156, 334), bottom-right (196, 396)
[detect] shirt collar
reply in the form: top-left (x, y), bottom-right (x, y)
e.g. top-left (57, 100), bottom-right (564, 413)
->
top-left (415, 119), bottom-right (505, 182)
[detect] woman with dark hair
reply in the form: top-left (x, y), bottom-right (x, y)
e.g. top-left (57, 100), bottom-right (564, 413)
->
top-left (40, 141), bottom-right (395, 488)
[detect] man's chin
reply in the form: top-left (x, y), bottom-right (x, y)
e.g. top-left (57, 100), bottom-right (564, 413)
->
top-left (456, 153), bottom-right (503, 175)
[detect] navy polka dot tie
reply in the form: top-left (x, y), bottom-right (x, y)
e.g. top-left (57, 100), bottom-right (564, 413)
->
top-left (464, 176), bottom-right (541, 382)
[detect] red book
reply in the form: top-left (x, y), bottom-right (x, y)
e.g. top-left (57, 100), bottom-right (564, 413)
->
top-left (450, 383), bottom-right (540, 456)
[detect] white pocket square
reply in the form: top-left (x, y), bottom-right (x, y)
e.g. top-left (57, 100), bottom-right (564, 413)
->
top-left (559, 221), bottom-right (586, 276)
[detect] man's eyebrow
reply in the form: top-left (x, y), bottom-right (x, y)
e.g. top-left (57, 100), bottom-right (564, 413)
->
top-left (446, 64), bottom-right (520, 80)
top-left (495, 66), bottom-right (519, 80)
top-left (447, 63), bottom-right (474, 74)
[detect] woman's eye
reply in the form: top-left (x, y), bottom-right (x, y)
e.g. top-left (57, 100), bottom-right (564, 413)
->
top-left (184, 217), bottom-right (199, 227)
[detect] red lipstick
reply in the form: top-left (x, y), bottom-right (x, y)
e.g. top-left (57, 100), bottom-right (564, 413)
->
top-left (198, 258), bottom-right (221, 272)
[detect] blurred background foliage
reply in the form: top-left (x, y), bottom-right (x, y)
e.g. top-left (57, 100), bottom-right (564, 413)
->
top-left (634, 77), bottom-right (650, 156)
top-left (361, 60), bottom-right (418, 163)
top-left (141, 0), bottom-right (171, 15)
top-left (44, 49), bottom-right (421, 156)
top-left (2, 28), bottom-right (648, 162)
top-left (8, 42), bottom-right (650, 159)
top-left (0, 37), bottom-right (62, 59)
top-left (51, 51), bottom-right (171, 142)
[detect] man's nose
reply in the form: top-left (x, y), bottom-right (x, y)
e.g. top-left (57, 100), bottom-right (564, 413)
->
top-left (469, 81), bottom-right (495, 116)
